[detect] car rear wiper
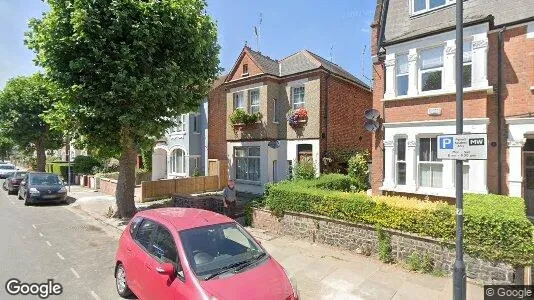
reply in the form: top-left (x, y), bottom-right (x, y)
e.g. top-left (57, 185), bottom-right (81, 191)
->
top-left (203, 260), bottom-right (251, 280)
top-left (232, 252), bottom-right (267, 273)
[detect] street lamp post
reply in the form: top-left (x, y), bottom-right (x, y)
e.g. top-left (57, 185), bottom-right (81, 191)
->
top-left (453, 0), bottom-right (466, 299)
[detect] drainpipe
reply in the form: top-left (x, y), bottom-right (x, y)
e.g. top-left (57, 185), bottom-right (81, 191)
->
top-left (497, 27), bottom-right (505, 194)
top-left (323, 71), bottom-right (331, 173)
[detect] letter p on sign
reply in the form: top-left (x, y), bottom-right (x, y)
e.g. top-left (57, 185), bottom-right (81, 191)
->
top-left (440, 137), bottom-right (454, 150)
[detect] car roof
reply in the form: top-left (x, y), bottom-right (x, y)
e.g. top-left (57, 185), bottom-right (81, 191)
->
top-left (136, 208), bottom-right (233, 231)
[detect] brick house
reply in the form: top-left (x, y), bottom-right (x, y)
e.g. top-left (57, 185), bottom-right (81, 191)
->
top-left (220, 46), bottom-right (371, 194)
top-left (371, 0), bottom-right (534, 217)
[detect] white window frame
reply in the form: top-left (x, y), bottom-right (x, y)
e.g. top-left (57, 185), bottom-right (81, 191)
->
top-left (396, 53), bottom-right (409, 96)
top-left (172, 114), bottom-right (186, 133)
top-left (395, 137), bottom-right (407, 185)
top-left (462, 40), bottom-right (473, 88)
top-left (233, 92), bottom-right (244, 110)
top-left (242, 64), bottom-right (249, 77)
top-left (291, 86), bottom-right (305, 109)
top-left (417, 136), bottom-right (443, 188)
top-left (234, 146), bottom-right (260, 183)
top-left (170, 148), bottom-right (186, 175)
top-left (419, 46), bottom-right (444, 93)
top-left (412, 0), bottom-right (454, 15)
top-left (272, 98), bottom-right (279, 123)
top-left (249, 89), bottom-right (260, 114)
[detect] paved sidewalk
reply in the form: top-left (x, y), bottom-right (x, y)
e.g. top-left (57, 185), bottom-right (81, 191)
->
top-left (66, 185), bottom-right (485, 300)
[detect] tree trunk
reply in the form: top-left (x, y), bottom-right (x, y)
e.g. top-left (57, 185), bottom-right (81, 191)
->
top-left (35, 137), bottom-right (46, 172)
top-left (115, 127), bottom-right (138, 219)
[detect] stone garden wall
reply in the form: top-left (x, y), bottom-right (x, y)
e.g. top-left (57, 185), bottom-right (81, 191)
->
top-left (252, 208), bottom-right (518, 285)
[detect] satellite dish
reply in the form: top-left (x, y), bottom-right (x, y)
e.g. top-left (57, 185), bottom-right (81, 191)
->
top-left (268, 140), bottom-right (280, 149)
top-left (364, 120), bottom-right (380, 132)
top-left (364, 109), bottom-right (380, 121)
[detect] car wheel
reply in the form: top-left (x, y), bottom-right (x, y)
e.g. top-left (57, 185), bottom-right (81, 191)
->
top-left (24, 198), bottom-right (30, 206)
top-left (115, 263), bottom-right (133, 298)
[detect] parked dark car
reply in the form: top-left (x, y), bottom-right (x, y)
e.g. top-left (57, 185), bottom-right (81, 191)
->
top-left (18, 172), bottom-right (67, 206)
top-left (3, 171), bottom-right (28, 194)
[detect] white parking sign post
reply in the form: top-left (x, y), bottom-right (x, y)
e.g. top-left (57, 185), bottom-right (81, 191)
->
top-left (437, 134), bottom-right (488, 160)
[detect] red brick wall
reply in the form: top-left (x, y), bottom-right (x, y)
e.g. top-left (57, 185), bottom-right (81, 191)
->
top-left (499, 26), bottom-right (534, 118)
top-left (384, 91), bottom-right (489, 123)
top-left (371, 23), bottom-right (385, 194)
top-left (227, 51), bottom-right (263, 82)
top-left (208, 83), bottom-right (227, 160)
top-left (325, 75), bottom-right (372, 153)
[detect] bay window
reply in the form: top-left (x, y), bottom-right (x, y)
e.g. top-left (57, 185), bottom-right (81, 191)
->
top-left (235, 147), bottom-right (260, 182)
top-left (396, 54), bottom-right (409, 96)
top-left (420, 46), bottom-right (444, 92)
top-left (249, 89), bottom-right (260, 114)
top-left (418, 137), bottom-right (443, 188)
top-left (396, 138), bottom-right (407, 185)
top-left (291, 86), bottom-right (305, 109)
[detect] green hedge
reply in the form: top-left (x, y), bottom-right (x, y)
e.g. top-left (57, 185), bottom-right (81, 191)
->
top-left (266, 177), bottom-right (534, 266)
top-left (46, 162), bottom-right (71, 179)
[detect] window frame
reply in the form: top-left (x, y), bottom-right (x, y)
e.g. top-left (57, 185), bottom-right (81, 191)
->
top-left (133, 218), bottom-right (159, 253)
top-left (233, 92), bottom-right (244, 110)
top-left (396, 53), bottom-right (409, 96)
top-left (419, 46), bottom-right (444, 92)
top-left (170, 148), bottom-right (186, 175)
top-left (462, 41), bottom-right (473, 88)
top-left (291, 86), bottom-right (305, 110)
top-left (234, 146), bottom-right (261, 183)
top-left (248, 89), bottom-right (260, 114)
top-left (172, 114), bottom-right (186, 133)
top-left (412, 0), bottom-right (454, 15)
top-left (242, 64), bottom-right (249, 76)
top-left (417, 137), bottom-right (443, 188)
top-left (272, 98), bottom-right (279, 123)
top-left (395, 137), bottom-right (407, 185)
top-left (192, 113), bottom-right (200, 134)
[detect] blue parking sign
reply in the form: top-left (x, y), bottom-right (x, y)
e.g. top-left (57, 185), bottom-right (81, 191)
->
top-left (440, 136), bottom-right (454, 149)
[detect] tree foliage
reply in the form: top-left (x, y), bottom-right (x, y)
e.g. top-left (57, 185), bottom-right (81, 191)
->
top-left (0, 74), bottom-right (63, 170)
top-left (26, 0), bottom-right (220, 217)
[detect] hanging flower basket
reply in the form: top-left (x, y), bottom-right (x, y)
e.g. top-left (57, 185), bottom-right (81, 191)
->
top-left (286, 108), bottom-right (308, 127)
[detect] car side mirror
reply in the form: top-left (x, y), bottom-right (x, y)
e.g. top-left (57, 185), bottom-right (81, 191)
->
top-left (155, 263), bottom-right (175, 276)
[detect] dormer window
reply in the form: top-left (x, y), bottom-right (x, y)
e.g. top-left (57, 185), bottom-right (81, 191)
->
top-left (413, 0), bottom-right (453, 14)
top-left (242, 64), bottom-right (249, 77)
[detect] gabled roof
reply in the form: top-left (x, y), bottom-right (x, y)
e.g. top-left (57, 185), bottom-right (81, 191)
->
top-left (226, 46), bottom-right (370, 89)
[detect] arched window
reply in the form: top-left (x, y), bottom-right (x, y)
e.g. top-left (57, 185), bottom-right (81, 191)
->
top-left (170, 148), bottom-right (185, 174)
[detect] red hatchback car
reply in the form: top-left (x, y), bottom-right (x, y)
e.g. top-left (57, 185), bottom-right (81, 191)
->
top-left (115, 208), bottom-right (299, 300)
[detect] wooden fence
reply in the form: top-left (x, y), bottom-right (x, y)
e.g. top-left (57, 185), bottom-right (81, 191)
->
top-left (140, 176), bottom-right (219, 202)
top-left (208, 159), bottom-right (228, 189)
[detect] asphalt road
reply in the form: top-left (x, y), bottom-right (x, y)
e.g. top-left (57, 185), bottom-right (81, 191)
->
top-left (0, 180), bottom-right (124, 300)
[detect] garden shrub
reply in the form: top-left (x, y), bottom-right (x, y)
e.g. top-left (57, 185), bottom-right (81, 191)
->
top-left (407, 251), bottom-right (421, 271)
top-left (293, 159), bottom-right (316, 180)
top-left (347, 151), bottom-right (369, 190)
top-left (265, 179), bottom-right (534, 266)
top-left (72, 155), bottom-right (102, 175)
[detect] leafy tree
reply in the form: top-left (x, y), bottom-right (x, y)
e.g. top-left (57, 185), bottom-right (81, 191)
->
top-left (27, 0), bottom-right (220, 217)
top-left (0, 74), bottom-right (63, 171)
top-left (0, 135), bottom-right (14, 161)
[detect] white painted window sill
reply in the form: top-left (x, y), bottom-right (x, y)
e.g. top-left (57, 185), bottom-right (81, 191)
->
top-left (383, 86), bottom-right (493, 102)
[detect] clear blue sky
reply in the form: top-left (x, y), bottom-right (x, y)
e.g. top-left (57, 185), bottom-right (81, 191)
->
top-left (0, 0), bottom-right (375, 89)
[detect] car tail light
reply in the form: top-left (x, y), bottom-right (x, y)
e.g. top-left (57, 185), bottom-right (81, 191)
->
top-left (286, 294), bottom-right (299, 300)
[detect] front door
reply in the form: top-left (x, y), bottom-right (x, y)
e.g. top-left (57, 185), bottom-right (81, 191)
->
top-left (524, 152), bottom-right (534, 218)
